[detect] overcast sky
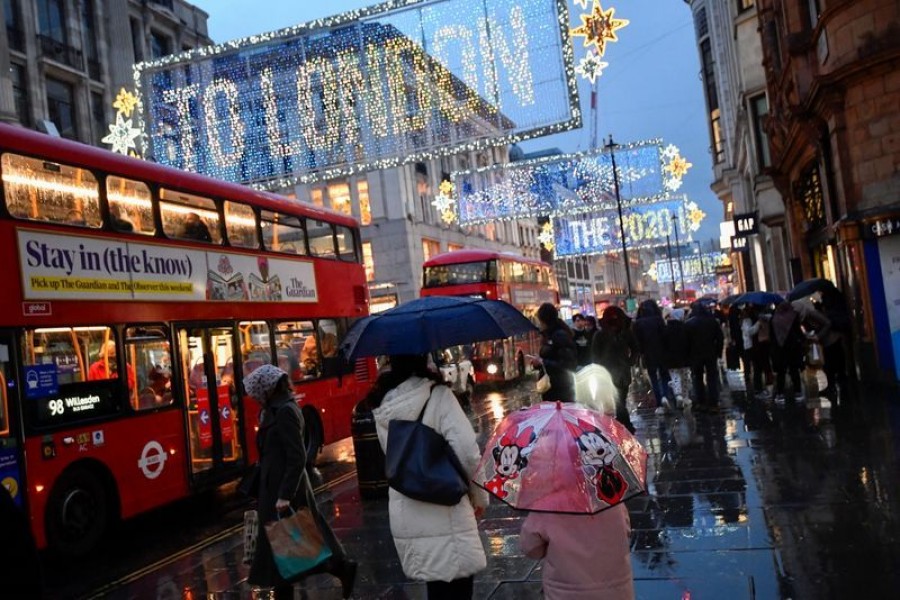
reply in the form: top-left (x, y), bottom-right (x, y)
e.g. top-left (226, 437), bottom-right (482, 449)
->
top-left (190, 0), bottom-right (721, 244)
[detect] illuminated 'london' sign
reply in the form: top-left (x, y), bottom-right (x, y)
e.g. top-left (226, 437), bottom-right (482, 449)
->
top-left (134, 0), bottom-right (580, 189)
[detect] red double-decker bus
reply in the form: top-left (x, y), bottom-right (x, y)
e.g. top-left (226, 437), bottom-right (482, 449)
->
top-left (421, 249), bottom-right (558, 384)
top-left (0, 124), bottom-right (373, 554)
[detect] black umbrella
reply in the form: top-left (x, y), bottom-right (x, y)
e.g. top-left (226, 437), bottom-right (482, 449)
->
top-left (787, 278), bottom-right (838, 302)
top-left (719, 294), bottom-right (743, 307)
top-left (340, 296), bottom-right (538, 360)
top-left (734, 291), bottom-right (784, 306)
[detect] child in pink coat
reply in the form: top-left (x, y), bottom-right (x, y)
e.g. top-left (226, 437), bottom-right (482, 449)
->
top-left (520, 506), bottom-right (634, 600)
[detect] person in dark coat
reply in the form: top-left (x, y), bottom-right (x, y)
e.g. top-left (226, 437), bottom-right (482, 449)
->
top-left (530, 303), bottom-right (577, 402)
top-left (633, 299), bottom-right (673, 413)
top-left (244, 365), bottom-right (357, 599)
top-left (0, 486), bottom-right (42, 598)
top-left (664, 308), bottom-right (692, 407)
top-left (591, 306), bottom-right (638, 432)
top-left (771, 301), bottom-right (805, 401)
top-left (685, 303), bottom-right (724, 411)
top-left (571, 314), bottom-right (596, 367)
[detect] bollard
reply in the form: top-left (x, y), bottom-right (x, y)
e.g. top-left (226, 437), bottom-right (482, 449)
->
top-left (350, 401), bottom-right (388, 499)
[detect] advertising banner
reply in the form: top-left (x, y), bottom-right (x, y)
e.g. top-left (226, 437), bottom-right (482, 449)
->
top-left (135, 0), bottom-right (579, 189)
top-left (877, 235), bottom-right (900, 379)
top-left (17, 230), bottom-right (317, 303)
top-left (650, 253), bottom-right (726, 284)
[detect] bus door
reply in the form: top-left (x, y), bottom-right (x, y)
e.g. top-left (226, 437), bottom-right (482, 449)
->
top-left (0, 332), bottom-right (24, 509)
top-left (175, 325), bottom-right (244, 485)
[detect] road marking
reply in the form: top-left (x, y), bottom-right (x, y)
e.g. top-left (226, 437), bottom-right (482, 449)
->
top-left (80, 470), bottom-right (359, 600)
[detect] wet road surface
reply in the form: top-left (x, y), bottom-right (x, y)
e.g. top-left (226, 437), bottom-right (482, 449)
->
top-left (43, 371), bottom-right (900, 599)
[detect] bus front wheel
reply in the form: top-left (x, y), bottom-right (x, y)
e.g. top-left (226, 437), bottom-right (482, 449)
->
top-left (45, 466), bottom-right (110, 556)
top-left (303, 408), bottom-right (323, 469)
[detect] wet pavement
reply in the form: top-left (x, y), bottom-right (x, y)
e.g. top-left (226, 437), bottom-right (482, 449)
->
top-left (49, 369), bottom-right (900, 599)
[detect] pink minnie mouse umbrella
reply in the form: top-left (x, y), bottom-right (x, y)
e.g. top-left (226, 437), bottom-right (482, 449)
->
top-left (474, 401), bottom-right (647, 513)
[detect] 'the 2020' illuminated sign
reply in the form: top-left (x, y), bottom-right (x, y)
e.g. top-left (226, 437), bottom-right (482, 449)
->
top-left (135, 0), bottom-right (580, 189)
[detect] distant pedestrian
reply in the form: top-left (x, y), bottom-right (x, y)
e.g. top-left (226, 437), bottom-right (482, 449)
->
top-left (370, 354), bottom-right (488, 600)
top-left (633, 300), bottom-right (673, 414)
top-left (530, 303), bottom-right (578, 403)
top-left (572, 313), bottom-right (596, 367)
top-left (592, 306), bottom-right (638, 432)
top-left (771, 302), bottom-right (805, 401)
top-left (244, 365), bottom-right (357, 600)
top-left (664, 308), bottom-right (692, 409)
top-left (685, 302), bottom-right (724, 411)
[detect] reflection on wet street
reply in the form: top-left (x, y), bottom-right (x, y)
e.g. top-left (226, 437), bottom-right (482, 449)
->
top-left (47, 374), bottom-right (900, 599)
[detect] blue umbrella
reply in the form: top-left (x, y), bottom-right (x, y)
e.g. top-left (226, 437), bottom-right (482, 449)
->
top-left (341, 296), bottom-right (538, 359)
top-left (735, 291), bottom-right (783, 306)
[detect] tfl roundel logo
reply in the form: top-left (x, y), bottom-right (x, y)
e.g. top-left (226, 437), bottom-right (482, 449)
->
top-left (138, 441), bottom-right (168, 480)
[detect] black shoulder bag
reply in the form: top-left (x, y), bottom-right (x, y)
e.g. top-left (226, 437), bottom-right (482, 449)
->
top-left (384, 385), bottom-right (470, 506)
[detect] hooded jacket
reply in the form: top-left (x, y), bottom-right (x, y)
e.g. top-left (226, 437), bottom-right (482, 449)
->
top-left (372, 376), bottom-right (488, 582)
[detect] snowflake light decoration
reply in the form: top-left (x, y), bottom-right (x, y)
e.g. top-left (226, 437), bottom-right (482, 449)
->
top-left (538, 222), bottom-right (555, 250)
top-left (571, 0), bottom-right (629, 57)
top-left (112, 88), bottom-right (139, 118)
top-left (575, 51), bottom-right (608, 83)
top-left (573, 0), bottom-right (590, 9)
top-left (660, 145), bottom-right (692, 193)
top-left (666, 155), bottom-right (692, 180)
top-left (685, 200), bottom-right (706, 232)
top-left (102, 113), bottom-right (142, 155)
top-left (432, 192), bottom-right (455, 214)
top-left (432, 180), bottom-right (457, 224)
top-left (440, 209), bottom-right (457, 225)
top-left (662, 144), bottom-right (679, 161)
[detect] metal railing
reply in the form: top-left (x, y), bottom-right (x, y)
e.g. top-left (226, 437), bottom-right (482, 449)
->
top-left (37, 34), bottom-right (84, 71)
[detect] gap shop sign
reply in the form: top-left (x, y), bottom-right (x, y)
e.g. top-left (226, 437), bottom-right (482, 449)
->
top-left (135, 0), bottom-right (580, 189)
top-left (733, 212), bottom-right (758, 237)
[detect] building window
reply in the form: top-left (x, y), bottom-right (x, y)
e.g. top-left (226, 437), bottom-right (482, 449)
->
top-left (82, 0), bottom-right (100, 80)
top-left (798, 163), bottom-right (826, 231)
top-left (310, 188), bottom-right (324, 207)
top-left (5, 0), bottom-right (23, 51)
top-left (738, 0), bottom-right (754, 12)
top-left (37, 0), bottom-right (67, 43)
top-left (150, 31), bottom-right (171, 60)
top-left (700, 39), bottom-right (724, 164)
top-left (448, 243), bottom-right (463, 252)
top-left (422, 238), bottom-right (441, 263)
top-left (749, 94), bottom-right (772, 169)
top-left (362, 242), bottom-right (375, 282)
top-left (46, 77), bottom-right (77, 140)
top-left (91, 91), bottom-right (106, 146)
top-left (10, 63), bottom-right (29, 126)
top-left (356, 180), bottom-right (371, 225)
top-left (328, 182), bottom-right (352, 217)
top-left (130, 18), bottom-right (143, 62)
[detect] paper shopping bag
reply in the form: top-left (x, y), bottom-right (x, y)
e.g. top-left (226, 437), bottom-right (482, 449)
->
top-left (264, 507), bottom-right (333, 580)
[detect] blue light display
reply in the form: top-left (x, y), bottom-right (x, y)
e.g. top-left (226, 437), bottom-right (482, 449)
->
top-left (454, 142), bottom-right (665, 225)
top-left (134, 0), bottom-right (580, 189)
top-left (552, 196), bottom-right (688, 257)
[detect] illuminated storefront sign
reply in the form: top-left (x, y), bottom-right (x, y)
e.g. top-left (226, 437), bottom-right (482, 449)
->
top-left (17, 230), bottom-right (317, 303)
top-left (135, 0), bottom-right (580, 189)
top-left (552, 197), bottom-right (691, 257)
top-left (650, 253), bottom-right (726, 283)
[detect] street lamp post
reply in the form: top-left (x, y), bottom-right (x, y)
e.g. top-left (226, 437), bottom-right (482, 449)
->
top-left (665, 232), bottom-right (676, 301)
top-left (693, 240), bottom-right (704, 290)
top-left (606, 135), bottom-right (633, 302)
top-left (672, 214), bottom-right (686, 301)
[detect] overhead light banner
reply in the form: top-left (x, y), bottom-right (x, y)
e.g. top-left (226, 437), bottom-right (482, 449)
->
top-left (552, 196), bottom-right (693, 258)
top-left (134, 0), bottom-right (580, 189)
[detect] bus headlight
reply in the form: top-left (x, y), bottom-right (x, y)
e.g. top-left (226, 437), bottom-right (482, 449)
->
top-left (486, 363), bottom-right (499, 375)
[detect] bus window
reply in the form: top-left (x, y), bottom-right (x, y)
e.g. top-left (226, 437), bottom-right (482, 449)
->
top-left (21, 326), bottom-right (125, 427)
top-left (2, 153), bottom-right (101, 228)
top-left (107, 176), bottom-right (154, 235)
top-left (159, 188), bottom-right (221, 244)
top-left (307, 220), bottom-right (337, 259)
top-left (335, 225), bottom-right (357, 262)
top-left (125, 326), bottom-right (173, 411)
top-left (317, 319), bottom-right (347, 377)
top-left (274, 321), bottom-right (320, 380)
top-left (224, 201), bottom-right (257, 248)
top-left (239, 321), bottom-right (273, 377)
top-left (260, 210), bottom-right (306, 256)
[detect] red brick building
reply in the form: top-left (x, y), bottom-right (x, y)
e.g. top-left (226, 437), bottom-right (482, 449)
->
top-left (756, 0), bottom-right (900, 381)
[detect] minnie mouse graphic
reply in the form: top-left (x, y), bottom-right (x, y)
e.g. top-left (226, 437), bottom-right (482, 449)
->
top-left (566, 418), bottom-right (628, 505)
top-left (484, 425), bottom-right (536, 499)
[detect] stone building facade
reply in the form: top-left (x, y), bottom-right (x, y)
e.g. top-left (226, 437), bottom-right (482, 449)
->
top-left (755, 0), bottom-right (900, 380)
top-left (0, 0), bottom-right (210, 143)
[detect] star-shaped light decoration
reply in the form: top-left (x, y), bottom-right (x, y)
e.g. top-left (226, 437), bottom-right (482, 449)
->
top-left (685, 200), bottom-right (706, 232)
top-left (112, 88), bottom-right (139, 118)
top-left (538, 222), bottom-right (555, 251)
top-left (575, 51), bottom-right (609, 83)
top-left (440, 209), bottom-right (457, 225)
top-left (432, 180), bottom-right (457, 224)
top-left (571, 0), bottom-right (629, 57)
top-left (102, 113), bottom-right (142, 155)
top-left (665, 155), bottom-right (693, 180)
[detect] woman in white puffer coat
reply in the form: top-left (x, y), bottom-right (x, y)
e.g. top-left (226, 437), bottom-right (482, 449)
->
top-left (369, 354), bottom-right (488, 599)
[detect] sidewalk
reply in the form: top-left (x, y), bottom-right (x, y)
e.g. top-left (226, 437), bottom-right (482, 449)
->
top-left (95, 377), bottom-right (900, 599)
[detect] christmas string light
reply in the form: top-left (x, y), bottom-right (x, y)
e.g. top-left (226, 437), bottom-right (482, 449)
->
top-left (133, 0), bottom-right (581, 190)
top-left (103, 88), bottom-right (143, 157)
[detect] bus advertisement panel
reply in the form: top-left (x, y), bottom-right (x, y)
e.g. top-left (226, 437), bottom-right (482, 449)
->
top-left (0, 123), bottom-right (372, 555)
